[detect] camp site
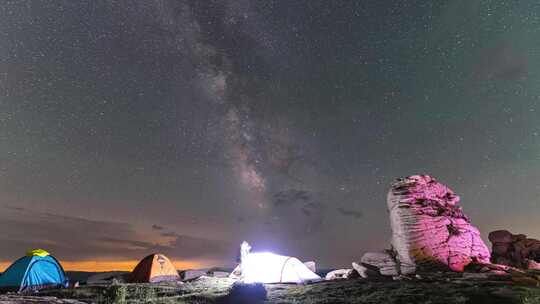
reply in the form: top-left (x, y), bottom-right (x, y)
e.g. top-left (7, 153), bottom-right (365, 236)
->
top-left (3, 1), bottom-right (540, 303)
top-left (1, 239), bottom-right (540, 303)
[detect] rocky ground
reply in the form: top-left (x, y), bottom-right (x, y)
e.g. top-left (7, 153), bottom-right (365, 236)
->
top-left (0, 271), bottom-right (539, 304)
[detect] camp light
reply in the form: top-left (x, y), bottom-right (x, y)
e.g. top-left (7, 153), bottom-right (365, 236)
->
top-left (242, 251), bottom-right (291, 283)
top-left (238, 241), bottom-right (321, 284)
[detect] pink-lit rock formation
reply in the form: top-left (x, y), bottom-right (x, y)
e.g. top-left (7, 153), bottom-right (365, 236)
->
top-left (387, 175), bottom-right (490, 274)
top-left (388, 175), bottom-right (491, 273)
top-left (488, 230), bottom-right (540, 270)
top-left (362, 175), bottom-right (491, 275)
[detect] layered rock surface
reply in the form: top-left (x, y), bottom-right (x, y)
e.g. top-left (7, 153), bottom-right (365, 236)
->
top-left (489, 230), bottom-right (540, 270)
top-left (362, 175), bottom-right (491, 275)
top-left (388, 175), bottom-right (490, 273)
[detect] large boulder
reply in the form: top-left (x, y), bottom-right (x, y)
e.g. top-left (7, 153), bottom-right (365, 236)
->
top-left (488, 230), bottom-right (540, 269)
top-left (363, 175), bottom-right (491, 275)
top-left (388, 175), bottom-right (491, 273)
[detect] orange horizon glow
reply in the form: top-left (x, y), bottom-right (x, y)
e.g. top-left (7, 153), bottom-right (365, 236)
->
top-left (0, 260), bottom-right (204, 272)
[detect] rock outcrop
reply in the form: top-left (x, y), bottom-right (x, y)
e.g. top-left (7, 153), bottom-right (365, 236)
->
top-left (388, 175), bottom-right (491, 273)
top-left (488, 230), bottom-right (540, 270)
top-left (362, 175), bottom-right (491, 275)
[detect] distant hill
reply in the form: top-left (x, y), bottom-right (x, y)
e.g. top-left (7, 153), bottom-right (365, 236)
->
top-left (65, 271), bottom-right (97, 283)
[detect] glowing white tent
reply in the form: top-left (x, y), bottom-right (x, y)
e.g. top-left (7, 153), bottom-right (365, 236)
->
top-left (232, 241), bottom-right (321, 284)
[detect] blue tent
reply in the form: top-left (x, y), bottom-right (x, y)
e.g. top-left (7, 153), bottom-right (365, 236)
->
top-left (0, 249), bottom-right (67, 292)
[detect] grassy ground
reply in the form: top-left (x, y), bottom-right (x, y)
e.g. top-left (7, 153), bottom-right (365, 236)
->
top-left (4, 272), bottom-right (540, 304)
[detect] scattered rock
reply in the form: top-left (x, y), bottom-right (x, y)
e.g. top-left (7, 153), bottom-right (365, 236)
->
top-left (360, 251), bottom-right (399, 276)
top-left (465, 262), bottom-right (513, 274)
top-left (324, 269), bottom-right (358, 280)
top-left (511, 275), bottom-right (540, 286)
top-left (180, 269), bottom-right (207, 281)
top-left (489, 230), bottom-right (540, 270)
top-left (462, 273), bottom-right (490, 280)
top-left (212, 271), bottom-right (230, 278)
top-left (528, 260), bottom-right (540, 270)
top-left (352, 262), bottom-right (379, 279)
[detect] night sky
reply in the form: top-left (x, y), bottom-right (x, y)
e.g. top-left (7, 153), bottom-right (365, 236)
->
top-left (1, 1), bottom-right (540, 271)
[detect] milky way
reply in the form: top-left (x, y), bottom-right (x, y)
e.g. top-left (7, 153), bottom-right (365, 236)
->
top-left (1, 1), bottom-right (540, 269)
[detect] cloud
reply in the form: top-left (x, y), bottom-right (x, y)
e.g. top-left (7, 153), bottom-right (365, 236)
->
top-left (337, 207), bottom-right (363, 220)
top-left (167, 234), bottom-right (231, 259)
top-left (0, 206), bottom-right (231, 262)
top-left (160, 231), bottom-right (178, 237)
top-left (266, 189), bottom-right (326, 238)
top-left (98, 237), bottom-right (156, 250)
top-left (273, 189), bottom-right (311, 207)
top-left (0, 209), bottom-right (141, 261)
top-left (151, 224), bottom-right (164, 231)
top-left (4, 206), bottom-right (25, 211)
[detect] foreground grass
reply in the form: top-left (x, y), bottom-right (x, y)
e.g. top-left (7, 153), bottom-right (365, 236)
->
top-left (13, 273), bottom-right (540, 304)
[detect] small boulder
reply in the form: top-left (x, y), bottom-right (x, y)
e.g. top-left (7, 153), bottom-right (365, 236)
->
top-left (180, 269), bottom-right (207, 281)
top-left (325, 269), bottom-right (357, 280)
top-left (527, 259), bottom-right (540, 271)
top-left (212, 271), bottom-right (231, 278)
top-left (360, 251), bottom-right (399, 276)
top-left (351, 262), bottom-right (375, 278)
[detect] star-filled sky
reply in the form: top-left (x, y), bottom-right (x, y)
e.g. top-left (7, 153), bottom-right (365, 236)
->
top-left (1, 1), bottom-right (540, 271)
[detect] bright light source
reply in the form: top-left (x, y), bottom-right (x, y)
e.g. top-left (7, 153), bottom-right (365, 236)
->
top-left (238, 242), bottom-right (321, 284)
